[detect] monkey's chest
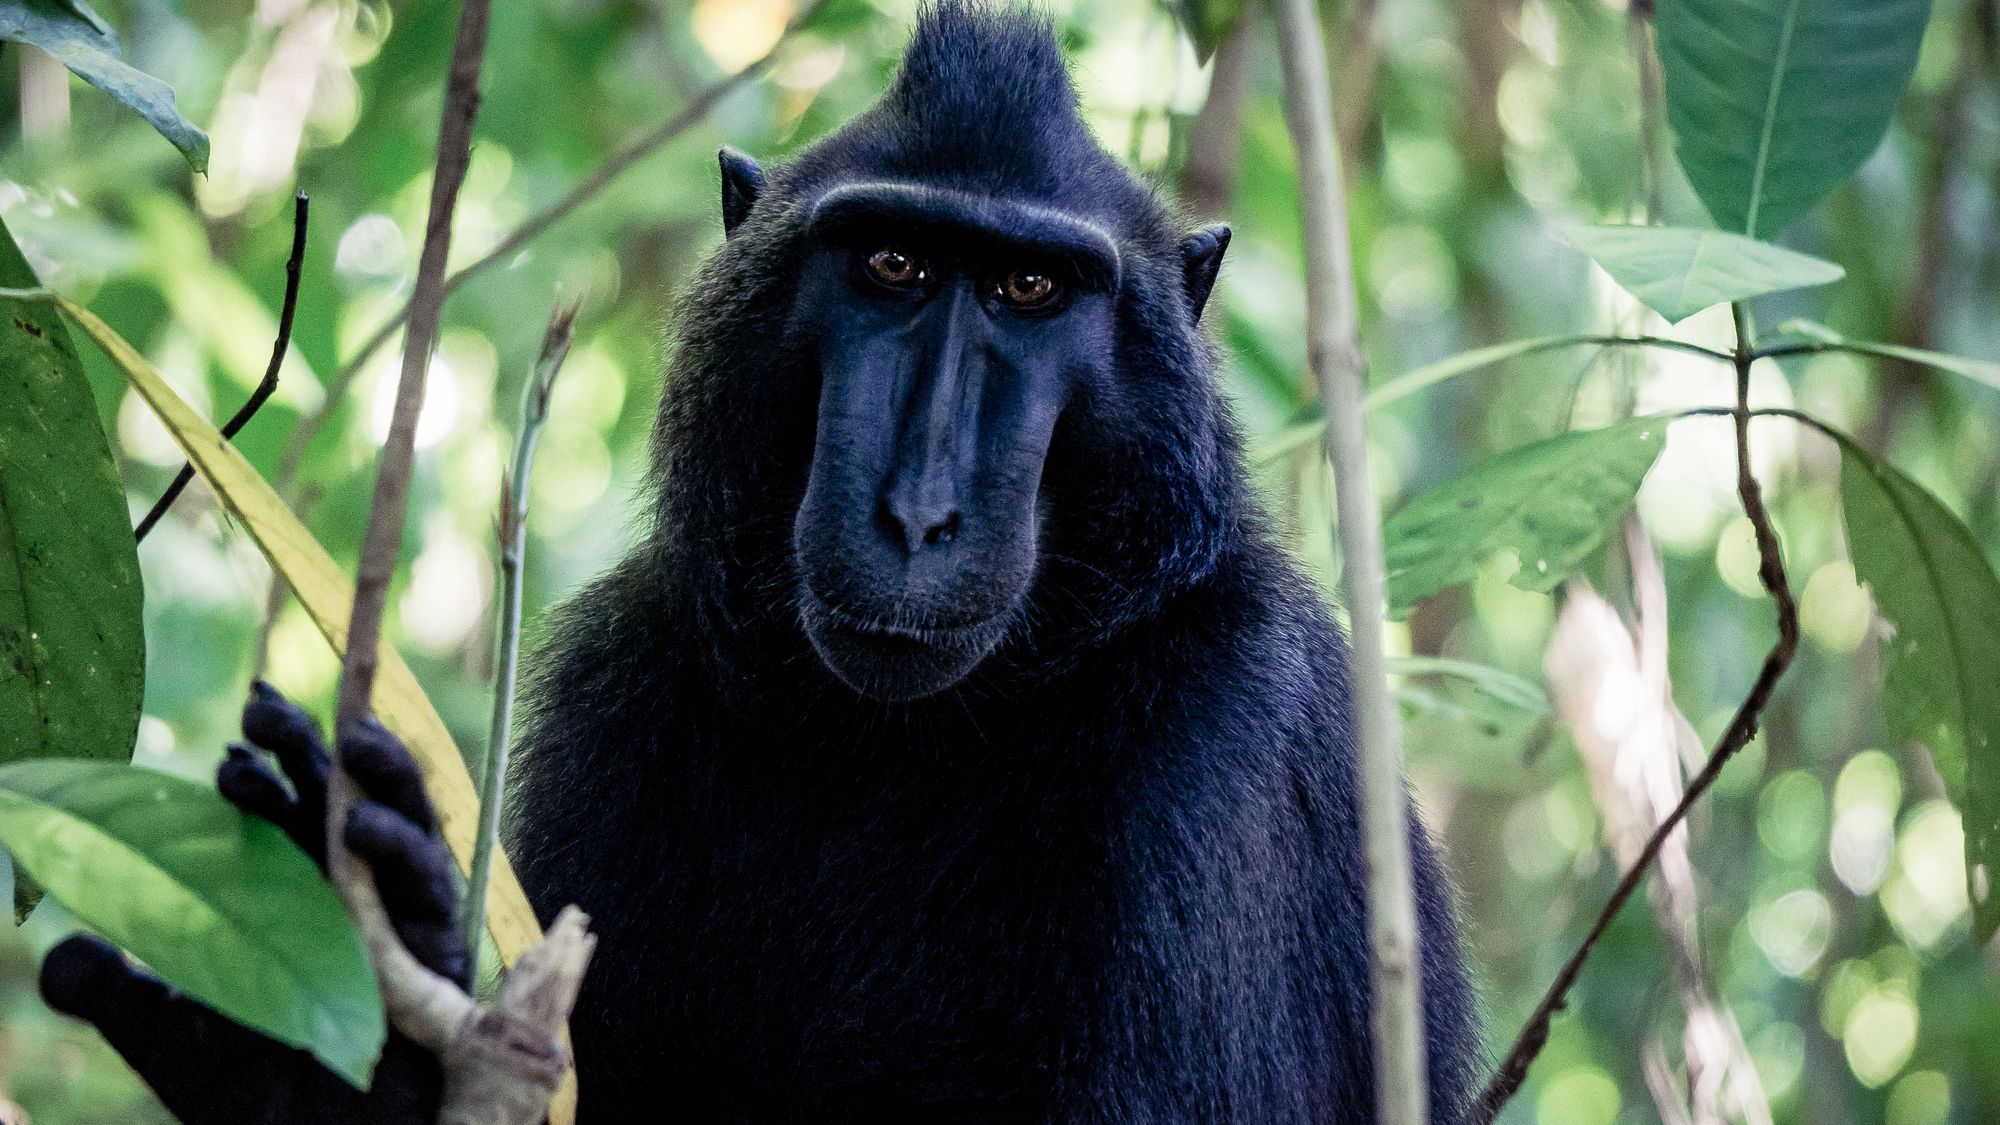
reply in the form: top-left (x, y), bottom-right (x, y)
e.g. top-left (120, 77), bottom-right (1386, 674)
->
top-left (580, 786), bottom-right (1097, 1119)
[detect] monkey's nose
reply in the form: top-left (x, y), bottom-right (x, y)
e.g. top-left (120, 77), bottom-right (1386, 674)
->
top-left (879, 489), bottom-right (961, 554)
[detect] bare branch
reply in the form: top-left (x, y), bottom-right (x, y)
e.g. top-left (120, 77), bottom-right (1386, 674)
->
top-left (1474, 305), bottom-right (1800, 1121)
top-left (134, 192), bottom-right (308, 541)
top-left (1269, 0), bottom-right (1430, 1121)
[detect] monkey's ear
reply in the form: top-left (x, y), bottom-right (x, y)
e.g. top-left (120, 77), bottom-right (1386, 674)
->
top-left (1180, 224), bottom-right (1231, 320)
top-left (719, 147), bottom-right (766, 237)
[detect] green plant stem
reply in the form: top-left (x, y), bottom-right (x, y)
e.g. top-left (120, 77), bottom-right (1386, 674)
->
top-left (464, 301), bottom-right (577, 984)
top-left (1751, 337), bottom-right (2000, 394)
top-left (1366, 333), bottom-right (1732, 409)
top-left (1268, 0), bottom-right (1429, 1121)
top-left (1472, 303), bottom-right (1800, 1121)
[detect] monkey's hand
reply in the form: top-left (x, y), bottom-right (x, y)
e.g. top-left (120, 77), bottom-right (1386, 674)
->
top-left (38, 682), bottom-right (468, 1125)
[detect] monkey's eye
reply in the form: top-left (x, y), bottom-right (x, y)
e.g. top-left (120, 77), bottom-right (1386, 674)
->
top-left (994, 268), bottom-right (1059, 309)
top-left (865, 247), bottom-right (927, 288)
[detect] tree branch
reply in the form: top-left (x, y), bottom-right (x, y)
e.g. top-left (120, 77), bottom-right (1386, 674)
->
top-left (1269, 0), bottom-right (1430, 1121)
top-left (1472, 304), bottom-right (1800, 1121)
top-left (133, 192), bottom-right (308, 542)
top-left (324, 2), bottom-right (591, 1121)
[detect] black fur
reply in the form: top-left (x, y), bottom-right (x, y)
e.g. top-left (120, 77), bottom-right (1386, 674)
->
top-left (510, 4), bottom-right (1480, 1122)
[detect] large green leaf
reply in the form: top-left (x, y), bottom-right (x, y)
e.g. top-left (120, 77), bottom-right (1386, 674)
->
top-left (0, 0), bottom-right (210, 171)
top-left (0, 217), bottom-right (144, 769)
top-left (1837, 438), bottom-right (2000, 940)
top-left (0, 759), bottom-right (384, 1086)
top-left (1383, 418), bottom-right (1668, 616)
top-left (1657, 0), bottom-right (1933, 238)
top-left (1567, 225), bottom-right (1844, 324)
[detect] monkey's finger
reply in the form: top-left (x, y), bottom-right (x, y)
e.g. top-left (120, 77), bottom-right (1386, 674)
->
top-left (242, 680), bottom-right (331, 800)
top-left (339, 718), bottom-right (437, 834)
top-left (219, 743), bottom-right (324, 867)
top-left (218, 743), bottom-right (295, 820)
top-left (40, 934), bottom-right (271, 1112)
top-left (346, 801), bottom-right (466, 987)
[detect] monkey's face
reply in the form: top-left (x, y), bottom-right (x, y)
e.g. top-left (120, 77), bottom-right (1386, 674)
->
top-left (783, 184), bottom-right (1121, 702)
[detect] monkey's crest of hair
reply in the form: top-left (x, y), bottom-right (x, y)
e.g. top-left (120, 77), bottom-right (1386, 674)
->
top-left (785, 1), bottom-right (1168, 229)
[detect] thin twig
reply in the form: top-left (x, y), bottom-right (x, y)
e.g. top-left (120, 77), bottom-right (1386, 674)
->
top-left (1473, 304), bottom-right (1800, 1121)
top-left (464, 298), bottom-right (579, 983)
top-left (269, 0), bottom-right (832, 501)
top-left (1269, 0), bottom-right (1430, 1121)
top-left (133, 192), bottom-right (308, 542)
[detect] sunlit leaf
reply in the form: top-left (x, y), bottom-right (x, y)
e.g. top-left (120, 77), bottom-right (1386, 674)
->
top-left (51, 298), bottom-right (545, 969)
top-left (0, 218), bottom-right (143, 770)
top-left (1837, 436), bottom-right (2000, 940)
top-left (0, 0), bottom-right (210, 171)
top-left (0, 759), bottom-right (382, 1085)
top-left (1657, 0), bottom-right (1933, 238)
top-left (1567, 225), bottom-right (1843, 324)
top-left (1383, 418), bottom-right (1668, 616)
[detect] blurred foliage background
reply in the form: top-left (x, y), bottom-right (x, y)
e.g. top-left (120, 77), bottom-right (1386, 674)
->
top-left (0, 0), bottom-right (1995, 1121)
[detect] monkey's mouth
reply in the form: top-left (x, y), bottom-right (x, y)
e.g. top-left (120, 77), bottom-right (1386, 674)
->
top-left (796, 590), bottom-right (1011, 702)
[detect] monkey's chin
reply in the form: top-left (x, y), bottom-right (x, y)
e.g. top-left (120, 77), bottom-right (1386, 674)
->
top-left (798, 597), bottom-right (1007, 702)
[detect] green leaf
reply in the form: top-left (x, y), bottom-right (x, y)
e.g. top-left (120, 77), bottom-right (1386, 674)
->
top-left (1836, 438), bottom-right (2000, 941)
top-left (0, 759), bottom-right (384, 1086)
top-left (1383, 418), bottom-right (1669, 616)
top-left (1388, 655), bottom-right (1549, 715)
top-left (0, 217), bottom-right (144, 770)
top-left (1170, 0), bottom-right (1246, 63)
top-left (0, 0), bottom-right (210, 172)
top-left (1656, 0), bottom-right (1933, 238)
top-left (1567, 225), bottom-right (1844, 324)
top-left (1771, 319), bottom-right (2000, 396)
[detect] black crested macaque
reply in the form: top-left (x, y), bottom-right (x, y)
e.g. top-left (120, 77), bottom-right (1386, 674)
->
top-left (513, 3), bottom-right (1480, 1121)
top-left (39, 4), bottom-right (1481, 1123)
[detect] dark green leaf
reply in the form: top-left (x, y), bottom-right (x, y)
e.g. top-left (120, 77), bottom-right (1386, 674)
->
top-left (0, 760), bottom-right (385, 1086)
top-left (1837, 438), bottom-right (2000, 940)
top-left (1567, 225), bottom-right (1844, 323)
top-left (1656, 0), bottom-right (1933, 238)
top-left (1384, 418), bottom-right (1668, 615)
top-left (1170, 0), bottom-right (1246, 64)
top-left (0, 217), bottom-right (144, 770)
top-left (0, 0), bottom-right (210, 171)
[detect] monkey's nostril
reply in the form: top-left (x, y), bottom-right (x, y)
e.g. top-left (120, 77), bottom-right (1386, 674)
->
top-left (880, 492), bottom-right (961, 553)
top-left (923, 512), bottom-right (961, 547)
